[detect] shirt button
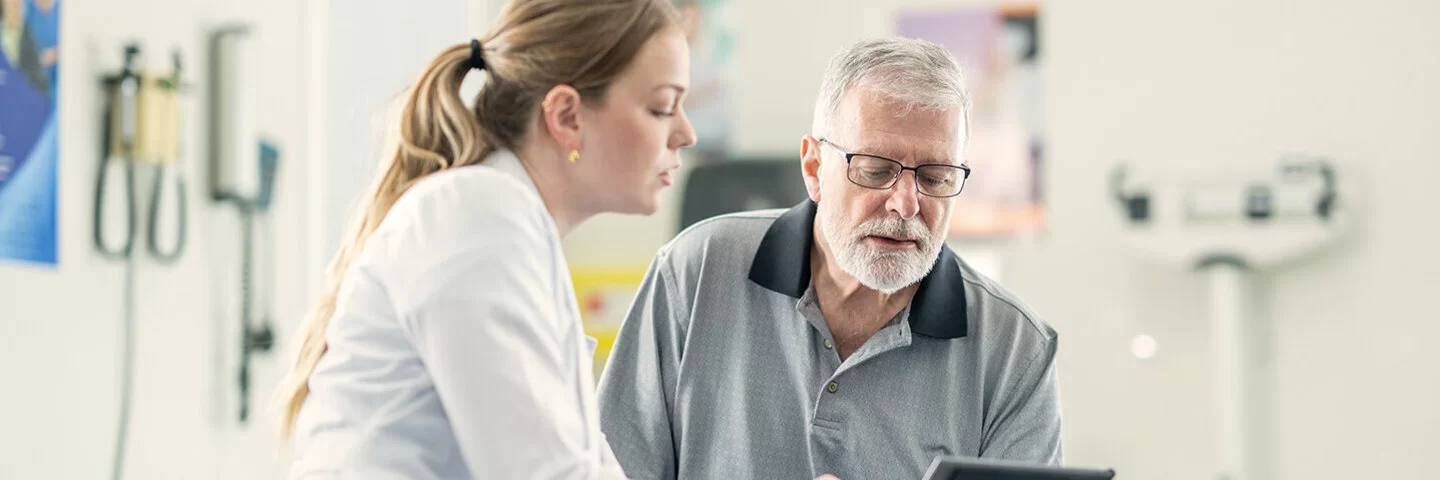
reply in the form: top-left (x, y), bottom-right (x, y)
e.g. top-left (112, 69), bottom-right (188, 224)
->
top-left (823, 339), bottom-right (833, 350)
top-left (827, 381), bottom-right (839, 394)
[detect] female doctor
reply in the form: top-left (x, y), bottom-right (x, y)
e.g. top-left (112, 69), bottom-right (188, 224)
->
top-left (276, 0), bottom-right (696, 477)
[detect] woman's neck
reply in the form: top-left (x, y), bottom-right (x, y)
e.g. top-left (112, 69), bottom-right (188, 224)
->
top-left (513, 140), bottom-right (594, 238)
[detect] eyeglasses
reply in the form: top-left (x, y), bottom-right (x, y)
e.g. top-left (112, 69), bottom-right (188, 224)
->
top-left (818, 139), bottom-right (971, 198)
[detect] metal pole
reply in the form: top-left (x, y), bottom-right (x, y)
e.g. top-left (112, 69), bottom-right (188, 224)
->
top-left (1204, 260), bottom-right (1249, 480)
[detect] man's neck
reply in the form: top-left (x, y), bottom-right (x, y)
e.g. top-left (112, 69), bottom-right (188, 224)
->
top-left (810, 232), bottom-right (918, 360)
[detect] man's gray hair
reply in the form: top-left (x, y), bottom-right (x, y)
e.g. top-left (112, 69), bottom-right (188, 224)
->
top-left (811, 37), bottom-right (971, 140)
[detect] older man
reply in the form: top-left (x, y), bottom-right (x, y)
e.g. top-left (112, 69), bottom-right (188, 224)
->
top-left (598, 38), bottom-right (1062, 480)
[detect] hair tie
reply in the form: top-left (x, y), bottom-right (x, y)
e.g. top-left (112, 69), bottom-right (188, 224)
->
top-left (468, 39), bottom-right (486, 71)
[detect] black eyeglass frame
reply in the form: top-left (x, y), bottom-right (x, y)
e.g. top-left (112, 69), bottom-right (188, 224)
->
top-left (817, 138), bottom-right (972, 198)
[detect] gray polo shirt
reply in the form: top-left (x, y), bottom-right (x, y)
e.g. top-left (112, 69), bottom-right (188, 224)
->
top-left (597, 201), bottom-right (1062, 480)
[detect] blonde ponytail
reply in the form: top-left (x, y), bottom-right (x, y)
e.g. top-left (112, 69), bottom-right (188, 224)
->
top-left (277, 44), bottom-right (488, 439)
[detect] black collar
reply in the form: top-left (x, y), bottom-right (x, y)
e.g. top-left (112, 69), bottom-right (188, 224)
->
top-left (748, 200), bottom-right (970, 339)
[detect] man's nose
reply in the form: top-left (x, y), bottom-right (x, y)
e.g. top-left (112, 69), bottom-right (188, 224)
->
top-left (885, 172), bottom-right (921, 220)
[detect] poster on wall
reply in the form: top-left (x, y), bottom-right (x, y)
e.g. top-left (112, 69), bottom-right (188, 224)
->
top-left (676, 0), bottom-right (736, 166)
top-left (0, 0), bottom-right (60, 265)
top-left (897, 4), bottom-right (1044, 239)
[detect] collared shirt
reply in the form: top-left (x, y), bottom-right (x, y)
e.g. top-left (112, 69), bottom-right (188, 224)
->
top-left (290, 149), bottom-right (627, 479)
top-left (597, 200), bottom-right (1062, 480)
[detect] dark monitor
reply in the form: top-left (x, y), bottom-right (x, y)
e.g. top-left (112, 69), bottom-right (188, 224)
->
top-left (678, 157), bottom-right (809, 232)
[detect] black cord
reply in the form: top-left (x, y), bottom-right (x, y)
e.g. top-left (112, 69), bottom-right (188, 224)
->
top-left (1109, 164), bottom-right (1130, 205)
top-left (103, 46), bottom-right (146, 480)
top-left (94, 103), bottom-right (137, 260)
top-left (1314, 162), bottom-right (1337, 220)
top-left (98, 67), bottom-right (139, 480)
top-left (111, 251), bottom-right (136, 480)
top-left (146, 166), bottom-right (188, 263)
top-left (238, 206), bottom-right (254, 422)
top-left (234, 202), bottom-right (276, 424)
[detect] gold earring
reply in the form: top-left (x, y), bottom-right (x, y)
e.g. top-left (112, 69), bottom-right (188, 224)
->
top-left (568, 149), bottom-right (580, 163)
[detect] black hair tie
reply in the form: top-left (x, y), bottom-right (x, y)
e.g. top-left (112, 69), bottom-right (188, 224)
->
top-left (468, 39), bottom-right (487, 71)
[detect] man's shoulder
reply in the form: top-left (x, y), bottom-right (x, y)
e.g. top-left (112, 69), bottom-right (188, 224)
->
top-left (655, 208), bottom-right (787, 267)
top-left (952, 256), bottom-right (1057, 348)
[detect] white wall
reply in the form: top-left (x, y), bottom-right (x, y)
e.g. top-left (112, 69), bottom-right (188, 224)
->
top-left (0, 0), bottom-right (310, 478)
top-left (0, 0), bottom-right (508, 478)
top-left (317, 0), bottom-right (481, 260)
top-left (722, 0), bottom-right (1440, 478)
top-left (1031, 1), bottom-right (1440, 478)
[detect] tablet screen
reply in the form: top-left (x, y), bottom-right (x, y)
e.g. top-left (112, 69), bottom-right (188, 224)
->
top-left (921, 456), bottom-right (1115, 480)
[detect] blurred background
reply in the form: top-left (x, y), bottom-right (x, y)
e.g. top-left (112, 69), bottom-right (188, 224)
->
top-left (1, 0), bottom-right (1437, 478)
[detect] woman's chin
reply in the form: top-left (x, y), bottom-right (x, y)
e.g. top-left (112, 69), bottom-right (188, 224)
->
top-left (635, 197), bottom-right (661, 216)
top-left (617, 196), bottom-right (661, 216)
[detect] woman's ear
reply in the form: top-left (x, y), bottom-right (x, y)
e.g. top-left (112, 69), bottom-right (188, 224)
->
top-left (541, 85), bottom-right (584, 151)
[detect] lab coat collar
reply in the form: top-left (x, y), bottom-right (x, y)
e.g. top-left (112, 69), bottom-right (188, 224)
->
top-left (485, 148), bottom-right (538, 193)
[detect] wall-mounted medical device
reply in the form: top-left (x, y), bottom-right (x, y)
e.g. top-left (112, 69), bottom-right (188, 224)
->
top-left (208, 26), bottom-right (276, 424)
top-left (1110, 156), bottom-right (1344, 270)
top-left (96, 44), bottom-right (189, 263)
top-left (1110, 156), bottom-right (1349, 480)
top-left (208, 26), bottom-right (261, 204)
top-left (97, 42), bottom-right (194, 480)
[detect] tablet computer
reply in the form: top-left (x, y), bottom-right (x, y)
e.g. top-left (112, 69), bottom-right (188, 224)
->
top-left (921, 456), bottom-right (1115, 480)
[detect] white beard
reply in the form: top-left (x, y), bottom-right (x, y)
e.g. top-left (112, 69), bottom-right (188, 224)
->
top-left (818, 202), bottom-right (941, 294)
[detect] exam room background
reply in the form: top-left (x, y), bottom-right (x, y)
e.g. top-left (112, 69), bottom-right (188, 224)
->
top-left (2, 0), bottom-right (1437, 478)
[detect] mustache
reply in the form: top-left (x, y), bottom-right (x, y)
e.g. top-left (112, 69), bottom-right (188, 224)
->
top-left (854, 217), bottom-right (931, 247)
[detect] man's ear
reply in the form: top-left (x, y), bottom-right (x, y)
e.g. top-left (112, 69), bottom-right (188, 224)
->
top-left (801, 136), bottom-right (823, 203)
top-left (541, 84), bottom-right (583, 152)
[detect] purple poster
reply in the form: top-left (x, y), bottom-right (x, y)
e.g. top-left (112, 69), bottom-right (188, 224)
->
top-left (898, 5), bottom-right (1044, 239)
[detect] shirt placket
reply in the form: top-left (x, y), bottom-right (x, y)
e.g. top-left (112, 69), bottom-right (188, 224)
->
top-left (796, 287), bottom-right (915, 476)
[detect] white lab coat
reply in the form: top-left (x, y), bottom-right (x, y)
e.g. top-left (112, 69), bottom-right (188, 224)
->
top-left (290, 149), bottom-right (628, 479)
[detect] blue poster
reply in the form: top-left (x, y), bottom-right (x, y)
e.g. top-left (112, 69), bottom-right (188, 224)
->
top-left (0, 0), bottom-right (59, 265)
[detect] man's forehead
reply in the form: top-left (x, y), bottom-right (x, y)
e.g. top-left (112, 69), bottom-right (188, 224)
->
top-left (832, 99), bottom-right (967, 164)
